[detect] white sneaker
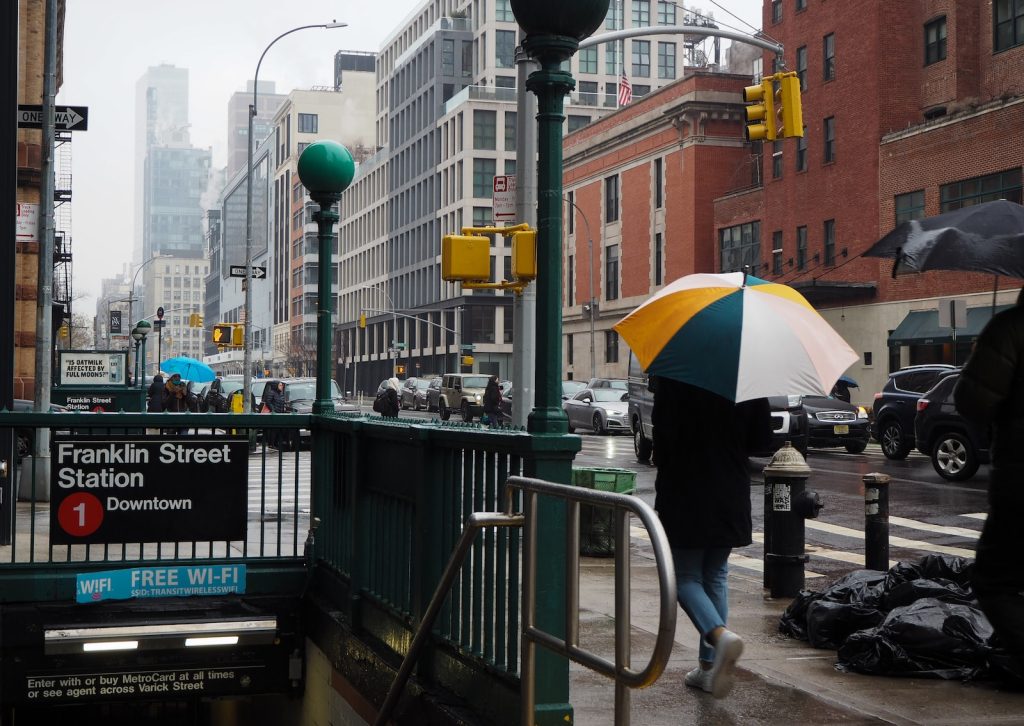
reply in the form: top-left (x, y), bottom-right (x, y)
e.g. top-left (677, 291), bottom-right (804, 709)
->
top-left (709, 629), bottom-right (744, 699)
top-left (684, 666), bottom-right (712, 693)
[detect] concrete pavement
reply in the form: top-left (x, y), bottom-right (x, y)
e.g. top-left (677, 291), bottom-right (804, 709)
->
top-left (571, 546), bottom-right (1023, 725)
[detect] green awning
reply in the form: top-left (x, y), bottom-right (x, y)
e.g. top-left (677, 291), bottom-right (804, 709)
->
top-left (888, 304), bottom-right (1012, 346)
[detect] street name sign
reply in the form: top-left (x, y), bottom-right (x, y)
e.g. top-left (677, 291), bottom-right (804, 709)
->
top-left (229, 265), bottom-right (267, 279)
top-left (17, 104), bottom-right (89, 131)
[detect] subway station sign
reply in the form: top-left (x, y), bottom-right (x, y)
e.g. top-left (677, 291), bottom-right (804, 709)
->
top-left (50, 436), bottom-right (248, 545)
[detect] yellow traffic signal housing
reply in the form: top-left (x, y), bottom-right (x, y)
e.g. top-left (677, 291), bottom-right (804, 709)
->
top-left (189, 313), bottom-right (203, 328)
top-left (743, 78), bottom-right (777, 142)
top-left (359, 312), bottom-right (366, 329)
top-left (777, 73), bottom-right (804, 138)
top-left (212, 324), bottom-right (233, 345)
top-left (231, 325), bottom-right (244, 347)
top-left (442, 234), bottom-right (490, 282)
top-left (395, 364), bottom-right (406, 376)
top-left (511, 229), bottom-right (537, 281)
top-left (461, 355), bottom-right (474, 366)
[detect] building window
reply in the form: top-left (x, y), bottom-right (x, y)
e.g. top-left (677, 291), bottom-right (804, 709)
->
top-left (654, 232), bottom-right (663, 285)
top-left (606, 81), bottom-right (618, 105)
top-left (895, 190), bottom-right (926, 224)
top-left (925, 16), bottom-right (947, 64)
top-left (605, 330), bottom-right (620, 364)
top-left (495, 75), bottom-right (516, 89)
top-left (633, 84), bottom-right (651, 97)
top-left (579, 47), bottom-right (598, 74)
top-left (657, 0), bottom-right (676, 25)
top-left (796, 226), bottom-right (807, 270)
top-left (578, 80), bottom-right (599, 105)
top-left (473, 158), bottom-right (496, 198)
top-left (772, 0), bottom-right (782, 23)
top-left (632, 40), bottom-right (651, 77)
top-left (632, 0), bottom-right (650, 26)
top-left (567, 253), bottom-right (574, 306)
top-left (606, 40), bottom-right (622, 75)
top-left (567, 333), bottom-right (574, 365)
top-left (772, 231), bottom-right (783, 275)
top-left (719, 221), bottom-right (760, 273)
top-left (504, 111), bottom-right (517, 151)
top-left (772, 141), bottom-right (783, 179)
top-left (474, 110), bottom-right (497, 150)
top-left (797, 0), bottom-right (806, 10)
top-left (606, 244), bottom-right (620, 300)
top-left (605, 175), bottom-right (620, 223)
top-left (298, 113), bottom-right (318, 133)
top-left (823, 116), bottom-right (835, 162)
top-left (442, 39), bottom-right (455, 75)
top-left (496, 0), bottom-right (514, 22)
top-left (823, 33), bottom-right (835, 80)
top-left (496, 29), bottom-right (516, 68)
top-left (567, 190), bottom-right (574, 234)
top-left (657, 42), bottom-right (676, 78)
top-left (995, 0), bottom-right (1024, 52)
top-left (654, 157), bottom-right (663, 208)
top-left (796, 46), bottom-right (807, 90)
top-left (606, 0), bottom-right (624, 30)
top-left (796, 131), bottom-right (807, 171)
top-left (824, 219), bottom-right (836, 265)
top-left (940, 169), bottom-right (1023, 211)
top-left (568, 115), bottom-right (590, 132)
top-left (297, 142), bottom-right (310, 155)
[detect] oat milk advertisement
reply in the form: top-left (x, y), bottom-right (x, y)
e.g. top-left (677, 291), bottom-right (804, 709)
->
top-left (58, 351), bottom-right (127, 386)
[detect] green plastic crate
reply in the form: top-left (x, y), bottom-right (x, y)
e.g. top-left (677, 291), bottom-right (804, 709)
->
top-left (572, 467), bottom-right (636, 557)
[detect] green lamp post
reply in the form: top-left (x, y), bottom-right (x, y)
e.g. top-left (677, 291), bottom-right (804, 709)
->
top-left (510, 2), bottom-right (609, 725)
top-left (131, 320), bottom-right (152, 391)
top-left (296, 140), bottom-right (356, 415)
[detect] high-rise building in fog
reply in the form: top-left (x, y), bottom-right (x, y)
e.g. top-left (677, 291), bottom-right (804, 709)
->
top-left (225, 80), bottom-right (285, 179)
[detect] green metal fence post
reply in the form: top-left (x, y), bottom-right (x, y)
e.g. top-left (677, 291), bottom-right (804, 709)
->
top-left (511, 1), bottom-right (609, 723)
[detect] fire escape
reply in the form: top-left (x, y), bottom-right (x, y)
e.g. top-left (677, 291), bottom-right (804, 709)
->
top-left (53, 129), bottom-right (73, 338)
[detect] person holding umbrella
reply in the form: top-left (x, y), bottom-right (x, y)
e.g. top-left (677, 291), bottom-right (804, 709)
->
top-left (953, 288), bottom-right (1024, 671)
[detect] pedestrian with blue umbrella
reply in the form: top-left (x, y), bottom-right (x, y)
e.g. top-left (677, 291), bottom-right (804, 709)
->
top-left (161, 356), bottom-right (216, 383)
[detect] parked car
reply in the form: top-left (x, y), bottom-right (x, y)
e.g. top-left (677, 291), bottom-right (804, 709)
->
top-left (197, 376), bottom-right (244, 413)
top-left (587, 378), bottom-right (627, 390)
top-left (626, 350), bottom-right (807, 463)
top-left (562, 380), bottom-right (586, 399)
top-left (398, 378), bottom-right (420, 410)
top-left (800, 394), bottom-right (870, 453)
top-left (563, 387), bottom-right (630, 435)
top-left (437, 373), bottom-right (491, 422)
top-left (407, 376), bottom-right (437, 411)
top-left (872, 364), bottom-right (958, 459)
top-left (914, 372), bottom-right (990, 481)
top-left (254, 378), bottom-right (357, 448)
top-left (425, 377), bottom-right (442, 412)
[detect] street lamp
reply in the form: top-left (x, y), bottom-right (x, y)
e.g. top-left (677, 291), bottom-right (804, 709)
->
top-left (243, 20), bottom-right (348, 414)
top-left (127, 255), bottom-right (165, 380)
top-left (130, 320), bottom-right (152, 389)
top-left (565, 197), bottom-right (597, 380)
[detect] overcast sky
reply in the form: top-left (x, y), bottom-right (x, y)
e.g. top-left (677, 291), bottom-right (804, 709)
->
top-left (57, 0), bottom-right (763, 317)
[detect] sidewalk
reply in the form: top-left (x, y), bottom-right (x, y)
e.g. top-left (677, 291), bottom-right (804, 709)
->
top-left (572, 548), bottom-right (1023, 725)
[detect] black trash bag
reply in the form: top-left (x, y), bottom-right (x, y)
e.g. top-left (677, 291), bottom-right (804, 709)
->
top-left (885, 555), bottom-right (974, 590)
top-left (837, 598), bottom-right (993, 679)
top-left (806, 600), bottom-right (885, 650)
top-left (779, 570), bottom-right (886, 641)
top-left (881, 577), bottom-right (975, 610)
top-left (779, 589), bottom-right (820, 641)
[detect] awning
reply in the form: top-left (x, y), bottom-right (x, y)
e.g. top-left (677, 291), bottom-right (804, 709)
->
top-left (888, 304), bottom-right (1012, 346)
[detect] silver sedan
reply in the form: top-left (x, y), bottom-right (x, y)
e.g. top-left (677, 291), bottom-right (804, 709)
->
top-left (562, 387), bottom-right (630, 435)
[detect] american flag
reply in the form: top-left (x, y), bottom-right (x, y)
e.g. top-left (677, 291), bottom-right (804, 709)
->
top-left (617, 71), bottom-right (632, 107)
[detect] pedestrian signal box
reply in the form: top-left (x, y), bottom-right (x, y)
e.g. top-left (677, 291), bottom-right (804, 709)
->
top-left (442, 234), bottom-right (490, 281)
top-left (231, 326), bottom-right (244, 346)
top-left (511, 229), bottom-right (537, 280)
top-left (395, 364), bottom-right (406, 376)
top-left (212, 324), bottom-right (233, 345)
top-left (461, 355), bottom-right (474, 366)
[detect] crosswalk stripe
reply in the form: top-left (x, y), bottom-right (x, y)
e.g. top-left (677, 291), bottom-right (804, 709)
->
top-left (889, 516), bottom-right (980, 539)
top-left (806, 520), bottom-right (976, 558)
top-left (961, 512), bottom-right (987, 521)
top-left (751, 532), bottom-right (893, 569)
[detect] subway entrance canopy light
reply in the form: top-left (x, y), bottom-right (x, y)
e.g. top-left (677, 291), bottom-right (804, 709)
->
top-left (743, 71), bottom-right (803, 142)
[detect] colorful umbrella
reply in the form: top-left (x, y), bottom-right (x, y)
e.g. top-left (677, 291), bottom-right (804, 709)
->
top-left (613, 272), bottom-right (858, 402)
top-left (160, 356), bottom-right (216, 383)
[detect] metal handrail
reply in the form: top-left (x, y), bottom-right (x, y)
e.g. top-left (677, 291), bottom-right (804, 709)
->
top-left (374, 475), bottom-right (677, 726)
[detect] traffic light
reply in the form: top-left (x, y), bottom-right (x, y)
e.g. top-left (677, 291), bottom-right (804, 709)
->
top-left (395, 364), bottom-right (406, 376)
top-left (212, 324), bottom-right (233, 345)
top-left (776, 72), bottom-right (804, 138)
top-left (441, 234), bottom-right (490, 281)
top-left (359, 312), bottom-right (366, 329)
top-left (742, 78), bottom-right (776, 142)
top-left (189, 313), bottom-right (203, 328)
top-left (231, 325), bottom-right (244, 346)
top-left (461, 355), bottom-right (474, 366)
top-left (511, 229), bottom-right (537, 281)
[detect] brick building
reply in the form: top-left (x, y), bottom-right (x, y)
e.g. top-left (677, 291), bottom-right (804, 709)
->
top-left (563, 0), bottom-right (1024, 403)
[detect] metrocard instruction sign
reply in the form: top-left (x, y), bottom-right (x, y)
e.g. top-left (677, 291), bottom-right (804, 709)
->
top-left (50, 436), bottom-right (248, 545)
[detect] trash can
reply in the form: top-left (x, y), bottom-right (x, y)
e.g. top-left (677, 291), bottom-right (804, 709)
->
top-left (572, 467), bottom-right (637, 557)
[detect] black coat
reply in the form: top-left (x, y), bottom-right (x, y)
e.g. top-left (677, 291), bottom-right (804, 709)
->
top-left (383, 388), bottom-right (400, 417)
top-left (652, 377), bottom-right (772, 549)
top-left (147, 376), bottom-right (165, 413)
top-left (483, 379), bottom-right (501, 413)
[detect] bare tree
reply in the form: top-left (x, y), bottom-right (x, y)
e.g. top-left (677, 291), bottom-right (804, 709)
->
top-left (283, 329), bottom-right (317, 378)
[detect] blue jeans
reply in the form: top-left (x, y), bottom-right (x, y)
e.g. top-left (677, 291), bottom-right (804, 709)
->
top-left (672, 547), bottom-right (731, 663)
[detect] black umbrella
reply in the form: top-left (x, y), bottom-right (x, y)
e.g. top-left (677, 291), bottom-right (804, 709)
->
top-left (865, 199), bottom-right (1024, 279)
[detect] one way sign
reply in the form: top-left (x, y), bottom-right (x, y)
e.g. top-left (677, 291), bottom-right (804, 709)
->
top-left (229, 265), bottom-right (267, 279)
top-left (17, 104), bottom-right (89, 131)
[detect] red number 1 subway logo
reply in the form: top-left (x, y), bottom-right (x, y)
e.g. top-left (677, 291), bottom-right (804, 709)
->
top-left (57, 492), bottom-right (104, 537)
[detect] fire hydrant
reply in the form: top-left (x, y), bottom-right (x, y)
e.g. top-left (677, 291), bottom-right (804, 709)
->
top-left (763, 442), bottom-right (822, 598)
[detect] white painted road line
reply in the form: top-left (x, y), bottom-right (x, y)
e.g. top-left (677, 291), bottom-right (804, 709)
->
top-left (961, 512), bottom-right (987, 521)
top-left (751, 532), bottom-right (893, 569)
top-left (805, 519), bottom-right (976, 558)
top-left (889, 516), bottom-right (980, 539)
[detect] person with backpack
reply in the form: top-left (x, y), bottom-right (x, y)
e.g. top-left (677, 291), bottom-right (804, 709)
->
top-left (373, 378), bottom-right (400, 418)
top-left (483, 375), bottom-right (503, 427)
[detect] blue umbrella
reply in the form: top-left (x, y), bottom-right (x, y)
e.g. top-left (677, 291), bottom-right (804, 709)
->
top-left (161, 356), bottom-right (216, 383)
top-left (838, 374), bottom-right (859, 387)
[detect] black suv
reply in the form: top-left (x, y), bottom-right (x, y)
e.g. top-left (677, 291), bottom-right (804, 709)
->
top-left (872, 364), bottom-right (957, 459)
top-left (914, 372), bottom-right (990, 481)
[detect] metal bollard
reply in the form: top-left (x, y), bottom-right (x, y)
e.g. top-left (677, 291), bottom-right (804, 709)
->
top-left (763, 442), bottom-right (823, 597)
top-left (863, 473), bottom-right (890, 571)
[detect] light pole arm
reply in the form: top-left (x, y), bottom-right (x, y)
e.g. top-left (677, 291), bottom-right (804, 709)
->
top-left (565, 198), bottom-right (597, 379)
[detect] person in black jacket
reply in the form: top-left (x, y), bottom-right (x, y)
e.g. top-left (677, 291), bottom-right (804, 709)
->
top-left (147, 374), bottom-right (165, 413)
top-left (483, 375), bottom-right (502, 426)
top-left (652, 376), bottom-right (771, 699)
top-left (953, 289), bottom-right (1024, 667)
